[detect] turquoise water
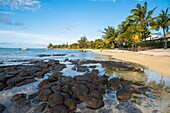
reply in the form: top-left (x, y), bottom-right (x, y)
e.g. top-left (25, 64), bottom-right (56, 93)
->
top-left (0, 48), bottom-right (109, 63)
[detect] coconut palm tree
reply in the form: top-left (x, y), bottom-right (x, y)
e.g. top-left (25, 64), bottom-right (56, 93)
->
top-left (102, 26), bottom-right (117, 48)
top-left (156, 8), bottom-right (170, 49)
top-left (116, 19), bottom-right (134, 48)
top-left (129, 2), bottom-right (157, 41)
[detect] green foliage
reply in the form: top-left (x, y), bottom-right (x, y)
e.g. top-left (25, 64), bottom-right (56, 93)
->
top-left (47, 43), bottom-right (53, 49)
top-left (137, 41), bottom-right (163, 48)
top-left (77, 36), bottom-right (88, 49)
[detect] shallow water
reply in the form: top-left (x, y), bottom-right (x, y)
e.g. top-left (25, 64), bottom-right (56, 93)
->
top-left (0, 48), bottom-right (170, 113)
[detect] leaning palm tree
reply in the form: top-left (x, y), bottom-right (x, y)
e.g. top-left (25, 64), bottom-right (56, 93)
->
top-left (129, 2), bottom-right (157, 41)
top-left (116, 19), bottom-right (133, 48)
top-left (156, 8), bottom-right (170, 49)
top-left (102, 26), bottom-right (117, 48)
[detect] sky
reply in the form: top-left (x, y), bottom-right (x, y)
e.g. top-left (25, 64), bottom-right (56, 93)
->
top-left (0, 0), bottom-right (170, 48)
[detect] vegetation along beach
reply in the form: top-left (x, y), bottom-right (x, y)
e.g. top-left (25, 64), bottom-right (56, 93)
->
top-left (0, 0), bottom-right (170, 113)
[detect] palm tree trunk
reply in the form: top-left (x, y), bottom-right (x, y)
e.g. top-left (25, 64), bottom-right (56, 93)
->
top-left (163, 28), bottom-right (167, 49)
top-left (160, 76), bottom-right (164, 85)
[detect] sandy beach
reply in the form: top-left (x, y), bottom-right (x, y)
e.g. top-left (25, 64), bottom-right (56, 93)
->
top-left (91, 49), bottom-right (170, 78)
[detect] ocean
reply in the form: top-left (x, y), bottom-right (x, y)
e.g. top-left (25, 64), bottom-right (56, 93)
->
top-left (0, 48), bottom-right (110, 65)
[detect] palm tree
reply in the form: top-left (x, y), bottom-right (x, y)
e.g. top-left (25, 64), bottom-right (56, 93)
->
top-left (156, 8), bottom-right (170, 49)
top-left (129, 2), bottom-right (157, 41)
top-left (116, 19), bottom-right (134, 48)
top-left (102, 26), bottom-right (117, 48)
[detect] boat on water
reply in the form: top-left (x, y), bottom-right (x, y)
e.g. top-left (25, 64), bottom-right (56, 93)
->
top-left (19, 48), bottom-right (29, 50)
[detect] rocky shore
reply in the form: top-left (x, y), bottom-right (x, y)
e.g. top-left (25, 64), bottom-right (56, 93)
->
top-left (0, 56), bottom-right (167, 113)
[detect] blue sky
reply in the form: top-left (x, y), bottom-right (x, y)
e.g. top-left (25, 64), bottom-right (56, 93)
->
top-left (0, 0), bottom-right (169, 48)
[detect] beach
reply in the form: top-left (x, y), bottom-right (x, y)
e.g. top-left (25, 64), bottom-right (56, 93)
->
top-left (92, 49), bottom-right (170, 78)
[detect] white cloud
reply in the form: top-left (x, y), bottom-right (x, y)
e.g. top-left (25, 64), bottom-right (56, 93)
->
top-left (0, 0), bottom-right (41, 11)
top-left (0, 29), bottom-right (68, 47)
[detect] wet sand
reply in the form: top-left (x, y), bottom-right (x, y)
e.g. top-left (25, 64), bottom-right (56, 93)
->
top-left (91, 49), bottom-right (170, 78)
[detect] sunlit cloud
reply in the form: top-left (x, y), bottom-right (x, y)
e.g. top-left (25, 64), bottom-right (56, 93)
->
top-left (0, 29), bottom-right (68, 47)
top-left (0, 0), bottom-right (41, 11)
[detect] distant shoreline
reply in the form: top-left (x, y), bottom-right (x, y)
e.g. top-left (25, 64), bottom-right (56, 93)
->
top-left (90, 49), bottom-right (170, 78)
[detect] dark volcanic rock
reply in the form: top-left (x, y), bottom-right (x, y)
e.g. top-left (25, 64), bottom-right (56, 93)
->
top-left (8, 70), bottom-right (20, 76)
top-left (116, 89), bottom-right (132, 102)
top-left (32, 99), bottom-right (39, 104)
top-left (61, 76), bottom-right (76, 86)
top-left (0, 82), bottom-right (6, 91)
top-left (86, 83), bottom-right (97, 91)
top-left (37, 54), bottom-right (51, 57)
top-left (51, 74), bottom-right (62, 81)
top-left (93, 75), bottom-right (108, 86)
top-left (86, 96), bottom-right (104, 109)
top-left (15, 98), bottom-right (30, 108)
top-left (121, 80), bottom-right (132, 88)
top-left (34, 61), bottom-right (48, 68)
top-left (48, 105), bottom-right (69, 113)
top-left (15, 78), bottom-right (36, 87)
top-left (91, 69), bottom-right (99, 75)
top-left (98, 86), bottom-right (106, 94)
top-left (64, 99), bottom-right (76, 111)
top-left (28, 92), bottom-right (38, 99)
top-left (75, 75), bottom-right (92, 84)
top-left (38, 54), bottom-right (66, 57)
top-left (51, 85), bottom-right (62, 93)
top-left (0, 75), bottom-right (14, 83)
top-left (71, 84), bottom-right (89, 102)
top-left (89, 65), bottom-right (97, 68)
top-left (7, 77), bottom-right (26, 86)
top-left (59, 92), bottom-right (71, 101)
top-left (11, 93), bottom-right (27, 102)
top-left (35, 72), bottom-right (45, 78)
top-left (38, 88), bottom-right (53, 102)
top-left (55, 64), bottom-right (66, 72)
top-left (38, 79), bottom-right (50, 87)
top-left (107, 78), bottom-right (120, 90)
top-left (35, 103), bottom-right (47, 112)
top-left (48, 93), bottom-right (64, 106)
top-left (72, 84), bottom-right (89, 95)
top-left (0, 104), bottom-right (6, 113)
top-left (62, 85), bottom-right (73, 95)
top-left (89, 90), bottom-right (103, 99)
top-left (77, 66), bottom-right (88, 72)
top-left (48, 60), bottom-right (59, 66)
top-left (35, 68), bottom-right (49, 78)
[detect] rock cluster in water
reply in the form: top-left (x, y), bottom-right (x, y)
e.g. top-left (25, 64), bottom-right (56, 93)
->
top-left (0, 58), bottom-right (150, 113)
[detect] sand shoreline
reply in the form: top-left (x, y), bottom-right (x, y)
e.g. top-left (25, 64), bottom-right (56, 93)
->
top-left (91, 49), bottom-right (170, 78)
